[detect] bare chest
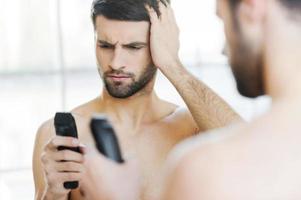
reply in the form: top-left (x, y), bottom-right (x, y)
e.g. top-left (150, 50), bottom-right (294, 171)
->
top-left (72, 122), bottom-right (192, 200)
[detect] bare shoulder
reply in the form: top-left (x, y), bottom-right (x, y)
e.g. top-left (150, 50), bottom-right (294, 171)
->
top-left (171, 113), bottom-right (297, 168)
top-left (34, 119), bottom-right (55, 148)
top-left (70, 97), bottom-right (101, 118)
top-left (162, 106), bottom-right (199, 136)
top-left (163, 123), bottom-right (245, 200)
top-left (164, 119), bottom-right (301, 200)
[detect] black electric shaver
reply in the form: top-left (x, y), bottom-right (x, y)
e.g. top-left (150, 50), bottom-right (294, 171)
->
top-left (54, 112), bottom-right (80, 189)
top-left (90, 114), bottom-right (124, 163)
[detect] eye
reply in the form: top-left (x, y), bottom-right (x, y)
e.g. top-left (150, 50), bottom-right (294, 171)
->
top-left (98, 44), bottom-right (113, 49)
top-left (127, 46), bottom-right (142, 50)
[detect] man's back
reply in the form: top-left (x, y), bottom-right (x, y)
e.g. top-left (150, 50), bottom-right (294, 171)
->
top-left (166, 106), bottom-right (301, 200)
top-left (33, 97), bottom-right (198, 200)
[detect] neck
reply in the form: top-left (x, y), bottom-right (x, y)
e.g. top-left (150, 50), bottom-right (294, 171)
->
top-left (98, 81), bottom-right (160, 130)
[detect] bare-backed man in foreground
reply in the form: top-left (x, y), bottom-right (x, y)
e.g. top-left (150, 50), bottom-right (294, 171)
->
top-left (32, 0), bottom-right (240, 199)
top-left (80, 0), bottom-right (301, 199)
top-left (164, 0), bottom-right (301, 199)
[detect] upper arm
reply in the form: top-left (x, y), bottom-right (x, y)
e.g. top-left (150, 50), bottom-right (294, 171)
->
top-left (32, 120), bottom-right (54, 198)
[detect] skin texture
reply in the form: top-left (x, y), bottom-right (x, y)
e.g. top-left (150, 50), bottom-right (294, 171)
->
top-left (33, 9), bottom-right (239, 200)
top-left (164, 0), bottom-right (301, 199)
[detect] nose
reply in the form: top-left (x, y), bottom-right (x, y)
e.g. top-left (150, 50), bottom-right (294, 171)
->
top-left (109, 46), bottom-right (126, 70)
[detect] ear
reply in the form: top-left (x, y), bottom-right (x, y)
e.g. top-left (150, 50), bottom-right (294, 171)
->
top-left (238, 0), bottom-right (267, 25)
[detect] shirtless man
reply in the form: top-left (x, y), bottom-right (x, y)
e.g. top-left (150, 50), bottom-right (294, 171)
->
top-left (163, 0), bottom-right (301, 199)
top-left (76, 0), bottom-right (301, 199)
top-left (32, 0), bottom-right (239, 199)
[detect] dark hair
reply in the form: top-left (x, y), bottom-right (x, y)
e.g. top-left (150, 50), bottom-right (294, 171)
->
top-left (229, 0), bottom-right (301, 11)
top-left (279, 0), bottom-right (301, 11)
top-left (91, 0), bottom-right (170, 27)
top-left (229, 0), bottom-right (301, 25)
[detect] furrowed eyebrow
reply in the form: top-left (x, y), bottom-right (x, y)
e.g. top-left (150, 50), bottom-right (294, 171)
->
top-left (97, 40), bottom-right (115, 46)
top-left (97, 40), bottom-right (147, 48)
top-left (123, 42), bottom-right (148, 47)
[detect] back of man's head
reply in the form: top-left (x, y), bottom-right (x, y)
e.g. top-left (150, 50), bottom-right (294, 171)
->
top-left (230, 0), bottom-right (301, 15)
top-left (91, 0), bottom-right (170, 27)
top-left (279, 0), bottom-right (301, 10)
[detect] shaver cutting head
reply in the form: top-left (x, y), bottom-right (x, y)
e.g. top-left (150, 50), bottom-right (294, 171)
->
top-left (90, 114), bottom-right (124, 163)
top-left (55, 113), bottom-right (78, 138)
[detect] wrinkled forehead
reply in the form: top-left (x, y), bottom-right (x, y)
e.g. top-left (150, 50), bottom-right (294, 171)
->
top-left (94, 16), bottom-right (150, 43)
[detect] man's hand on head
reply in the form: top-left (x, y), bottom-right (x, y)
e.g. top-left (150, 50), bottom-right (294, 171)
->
top-left (81, 145), bottom-right (142, 200)
top-left (146, 0), bottom-right (181, 72)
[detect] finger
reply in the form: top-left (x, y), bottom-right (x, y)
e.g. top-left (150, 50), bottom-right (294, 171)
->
top-left (46, 136), bottom-right (80, 150)
top-left (160, 0), bottom-right (170, 8)
top-left (158, 0), bottom-right (168, 20)
top-left (164, 0), bottom-right (171, 7)
top-left (79, 143), bottom-right (87, 154)
top-left (167, 3), bottom-right (175, 19)
top-left (43, 159), bottom-right (57, 174)
top-left (48, 172), bottom-right (82, 183)
top-left (145, 4), bottom-right (159, 25)
top-left (41, 151), bottom-right (51, 165)
top-left (165, 6), bottom-right (179, 33)
top-left (55, 162), bottom-right (84, 173)
top-left (52, 150), bottom-right (84, 163)
top-left (61, 172), bottom-right (82, 182)
top-left (159, 0), bottom-right (167, 7)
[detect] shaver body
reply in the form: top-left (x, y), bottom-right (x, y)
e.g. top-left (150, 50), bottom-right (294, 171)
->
top-left (54, 112), bottom-right (80, 189)
top-left (90, 114), bottom-right (124, 163)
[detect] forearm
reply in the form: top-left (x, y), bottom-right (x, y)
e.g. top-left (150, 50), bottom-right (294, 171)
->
top-left (146, 1), bottom-right (241, 130)
top-left (160, 60), bottom-right (242, 131)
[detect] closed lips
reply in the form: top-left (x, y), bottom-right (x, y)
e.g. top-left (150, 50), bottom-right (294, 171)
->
top-left (107, 74), bottom-right (131, 78)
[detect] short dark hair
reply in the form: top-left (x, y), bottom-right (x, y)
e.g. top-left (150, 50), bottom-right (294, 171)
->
top-left (229, 0), bottom-right (301, 11)
top-left (229, 0), bottom-right (301, 24)
top-left (279, 0), bottom-right (301, 12)
top-left (91, 0), bottom-right (170, 27)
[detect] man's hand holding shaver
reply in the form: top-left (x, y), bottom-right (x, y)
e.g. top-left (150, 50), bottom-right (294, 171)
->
top-left (40, 136), bottom-right (84, 200)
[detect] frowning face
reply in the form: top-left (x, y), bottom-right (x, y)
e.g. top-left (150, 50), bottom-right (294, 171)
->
top-left (95, 16), bottom-right (157, 98)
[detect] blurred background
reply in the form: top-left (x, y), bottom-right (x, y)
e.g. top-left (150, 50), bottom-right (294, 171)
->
top-left (0, 0), bottom-right (271, 199)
